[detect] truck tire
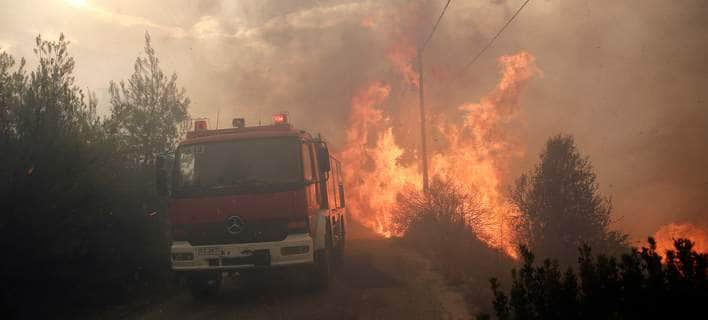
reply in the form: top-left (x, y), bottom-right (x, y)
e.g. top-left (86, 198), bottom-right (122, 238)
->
top-left (187, 271), bottom-right (222, 299)
top-left (309, 221), bottom-right (333, 290)
top-left (333, 219), bottom-right (345, 266)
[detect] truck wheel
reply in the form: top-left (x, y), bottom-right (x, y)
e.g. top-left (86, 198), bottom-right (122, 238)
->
top-left (309, 248), bottom-right (331, 290)
top-left (309, 221), bottom-right (333, 290)
top-left (340, 218), bottom-right (346, 251)
top-left (333, 219), bottom-right (345, 266)
top-left (188, 272), bottom-right (222, 299)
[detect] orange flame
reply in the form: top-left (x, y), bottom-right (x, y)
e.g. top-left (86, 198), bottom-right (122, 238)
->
top-left (340, 51), bottom-right (539, 257)
top-left (340, 83), bottom-right (421, 237)
top-left (653, 223), bottom-right (708, 255)
top-left (386, 39), bottom-right (419, 89)
top-left (430, 52), bottom-right (539, 255)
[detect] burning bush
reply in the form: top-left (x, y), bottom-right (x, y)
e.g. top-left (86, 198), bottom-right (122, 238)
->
top-left (393, 177), bottom-right (486, 237)
top-left (394, 177), bottom-right (515, 311)
top-left (487, 238), bottom-right (708, 320)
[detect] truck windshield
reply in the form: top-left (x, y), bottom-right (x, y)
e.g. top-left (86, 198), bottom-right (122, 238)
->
top-left (174, 137), bottom-right (302, 195)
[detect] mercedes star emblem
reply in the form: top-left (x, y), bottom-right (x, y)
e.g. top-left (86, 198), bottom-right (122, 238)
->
top-left (226, 216), bottom-right (245, 235)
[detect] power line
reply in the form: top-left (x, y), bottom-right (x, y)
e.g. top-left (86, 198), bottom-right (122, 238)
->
top-left (460, 0), bottom-right (532, 72)
top-left (421, 0), bottom-right (453, 52)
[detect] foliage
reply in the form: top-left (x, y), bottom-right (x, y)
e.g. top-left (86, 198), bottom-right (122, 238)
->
top-left (0, 51), bottom-right (25, 137)
top-left (487, 238), bottom-right (708, 320)
top-left (394, 177), bottom-right (486, 237)
top-left (511, 134), bottom-right (627, 265)
top-left (0, 34), bottom-right (181, 317)
top-left (107, 31), bottom-right (190, 165)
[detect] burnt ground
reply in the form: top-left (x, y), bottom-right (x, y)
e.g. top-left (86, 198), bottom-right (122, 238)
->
top-left (116, 223), bottom-right (471, 320)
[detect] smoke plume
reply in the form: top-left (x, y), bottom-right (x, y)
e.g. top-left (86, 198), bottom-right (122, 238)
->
top-left (1, 0), bottom-right (706, 243)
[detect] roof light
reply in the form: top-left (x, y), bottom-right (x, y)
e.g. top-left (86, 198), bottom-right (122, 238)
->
top-left (272, 113), bottom-right (288, 125)
top-left (194, 120), bottom-right (208, 131)
top-left (232, 118), bottom-right (245, 128)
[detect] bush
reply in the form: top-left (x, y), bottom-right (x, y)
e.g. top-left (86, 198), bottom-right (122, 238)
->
top-left (394, 177), bottom-right (486, 237)
top-left (394, 178), bottom-right (515, 312)
top-left (487, 238), bottom-right (708, 320)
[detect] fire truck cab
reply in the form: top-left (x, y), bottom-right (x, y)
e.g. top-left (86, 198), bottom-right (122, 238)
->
top-left (157, 115), bottom-right (346, 297)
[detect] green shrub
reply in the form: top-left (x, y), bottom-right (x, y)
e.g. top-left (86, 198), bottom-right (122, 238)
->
top-left (487, 238), bottom-right (708, 319)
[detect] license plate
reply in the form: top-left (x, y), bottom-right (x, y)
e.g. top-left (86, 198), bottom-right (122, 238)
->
top-left (196, 247), bottom-right (222, 257)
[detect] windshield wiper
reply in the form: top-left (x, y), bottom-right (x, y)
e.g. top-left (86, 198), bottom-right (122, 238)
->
top-left (208, 185), bottom-right (233, 190)
top-left (226, 178), bottom-right (275, 189)
top-left (204, 178), bottom-right (301, 192)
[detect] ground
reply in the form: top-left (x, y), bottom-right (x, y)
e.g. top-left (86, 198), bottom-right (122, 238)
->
top-left (126, 222), bottom-right (471, 320)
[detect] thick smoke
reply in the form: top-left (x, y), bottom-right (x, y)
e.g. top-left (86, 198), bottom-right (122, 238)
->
top-left (1, 0), bottom-right (706, 241)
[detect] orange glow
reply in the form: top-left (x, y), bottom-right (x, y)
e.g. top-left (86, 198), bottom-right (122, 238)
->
top-left (360, 16), bottom-right (376, 28)
top-left (340, 50), bottom-right (539, 257)
top-left (653, 223), bottom-right (708, 255)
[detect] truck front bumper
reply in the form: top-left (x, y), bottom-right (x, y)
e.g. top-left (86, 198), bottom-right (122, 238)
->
top-left (170, 233), bottom-right (314, 271)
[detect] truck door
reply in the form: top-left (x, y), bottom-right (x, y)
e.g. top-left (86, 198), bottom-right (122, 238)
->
top-left (301, 141), bottom-right (321, 211)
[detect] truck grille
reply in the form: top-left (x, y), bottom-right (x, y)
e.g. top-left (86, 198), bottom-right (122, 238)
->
top-left (184, 218), bottom-right (289, 246)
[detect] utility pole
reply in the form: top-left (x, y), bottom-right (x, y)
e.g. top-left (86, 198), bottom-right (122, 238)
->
top-left (418, 50), bottom-right (429, 193)
top-left (418, 0), bottom-right (451, 193)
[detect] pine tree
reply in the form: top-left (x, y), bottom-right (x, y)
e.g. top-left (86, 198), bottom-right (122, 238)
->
top-left (511, 134), bottom-right (626, 265)
top-left (107, 32), bottom-right (190, 166)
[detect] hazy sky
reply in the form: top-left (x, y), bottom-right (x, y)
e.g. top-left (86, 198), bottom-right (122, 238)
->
top-left (1, 0), bottom-right (706, 240)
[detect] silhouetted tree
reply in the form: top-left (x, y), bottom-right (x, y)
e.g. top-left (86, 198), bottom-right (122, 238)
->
top-left (0, 51), bottom-right (26, 193)
top-left (0, 34), bottom-right (182, 317)
top-left (0, 35), bottom-right (116, 316)
top-left (105, 33), bottom-right (186, 293)
top-left (1, 34), bottom-right (106, 250)
top-left (511, 134), bottom-right (626, 265)
top-left (107, 31), bottom-right (190, 166)
top-left (0, 51), bottom-right (25, 137)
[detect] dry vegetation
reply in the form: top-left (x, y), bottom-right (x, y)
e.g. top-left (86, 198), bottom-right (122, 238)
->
top-left (393, 136), bottom-right (707, 319)
top-left (394, 178), bottom-right (515, 314)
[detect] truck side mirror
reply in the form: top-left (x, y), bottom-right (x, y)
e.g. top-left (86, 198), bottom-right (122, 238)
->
top-left (316, 142), bottom-right (331, 173)
top-left (156, 155), bottom-right (168, 196)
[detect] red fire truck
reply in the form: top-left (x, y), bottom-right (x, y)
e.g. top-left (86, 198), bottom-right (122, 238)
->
top-left (156, 114), bottom-right (346, 297)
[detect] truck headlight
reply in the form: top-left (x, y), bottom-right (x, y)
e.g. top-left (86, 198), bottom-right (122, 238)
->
top-left (281, 245), bottom-right (309, 255)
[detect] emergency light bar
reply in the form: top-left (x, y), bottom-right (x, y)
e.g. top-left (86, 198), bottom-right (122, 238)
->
top-left (272, 113), bottom-right (288, 125)
top-left (194, 119), bottom-right (208, 131)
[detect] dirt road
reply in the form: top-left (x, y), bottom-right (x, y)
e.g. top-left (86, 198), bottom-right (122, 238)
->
top-left (137, 224), bottom-right (470, 320)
